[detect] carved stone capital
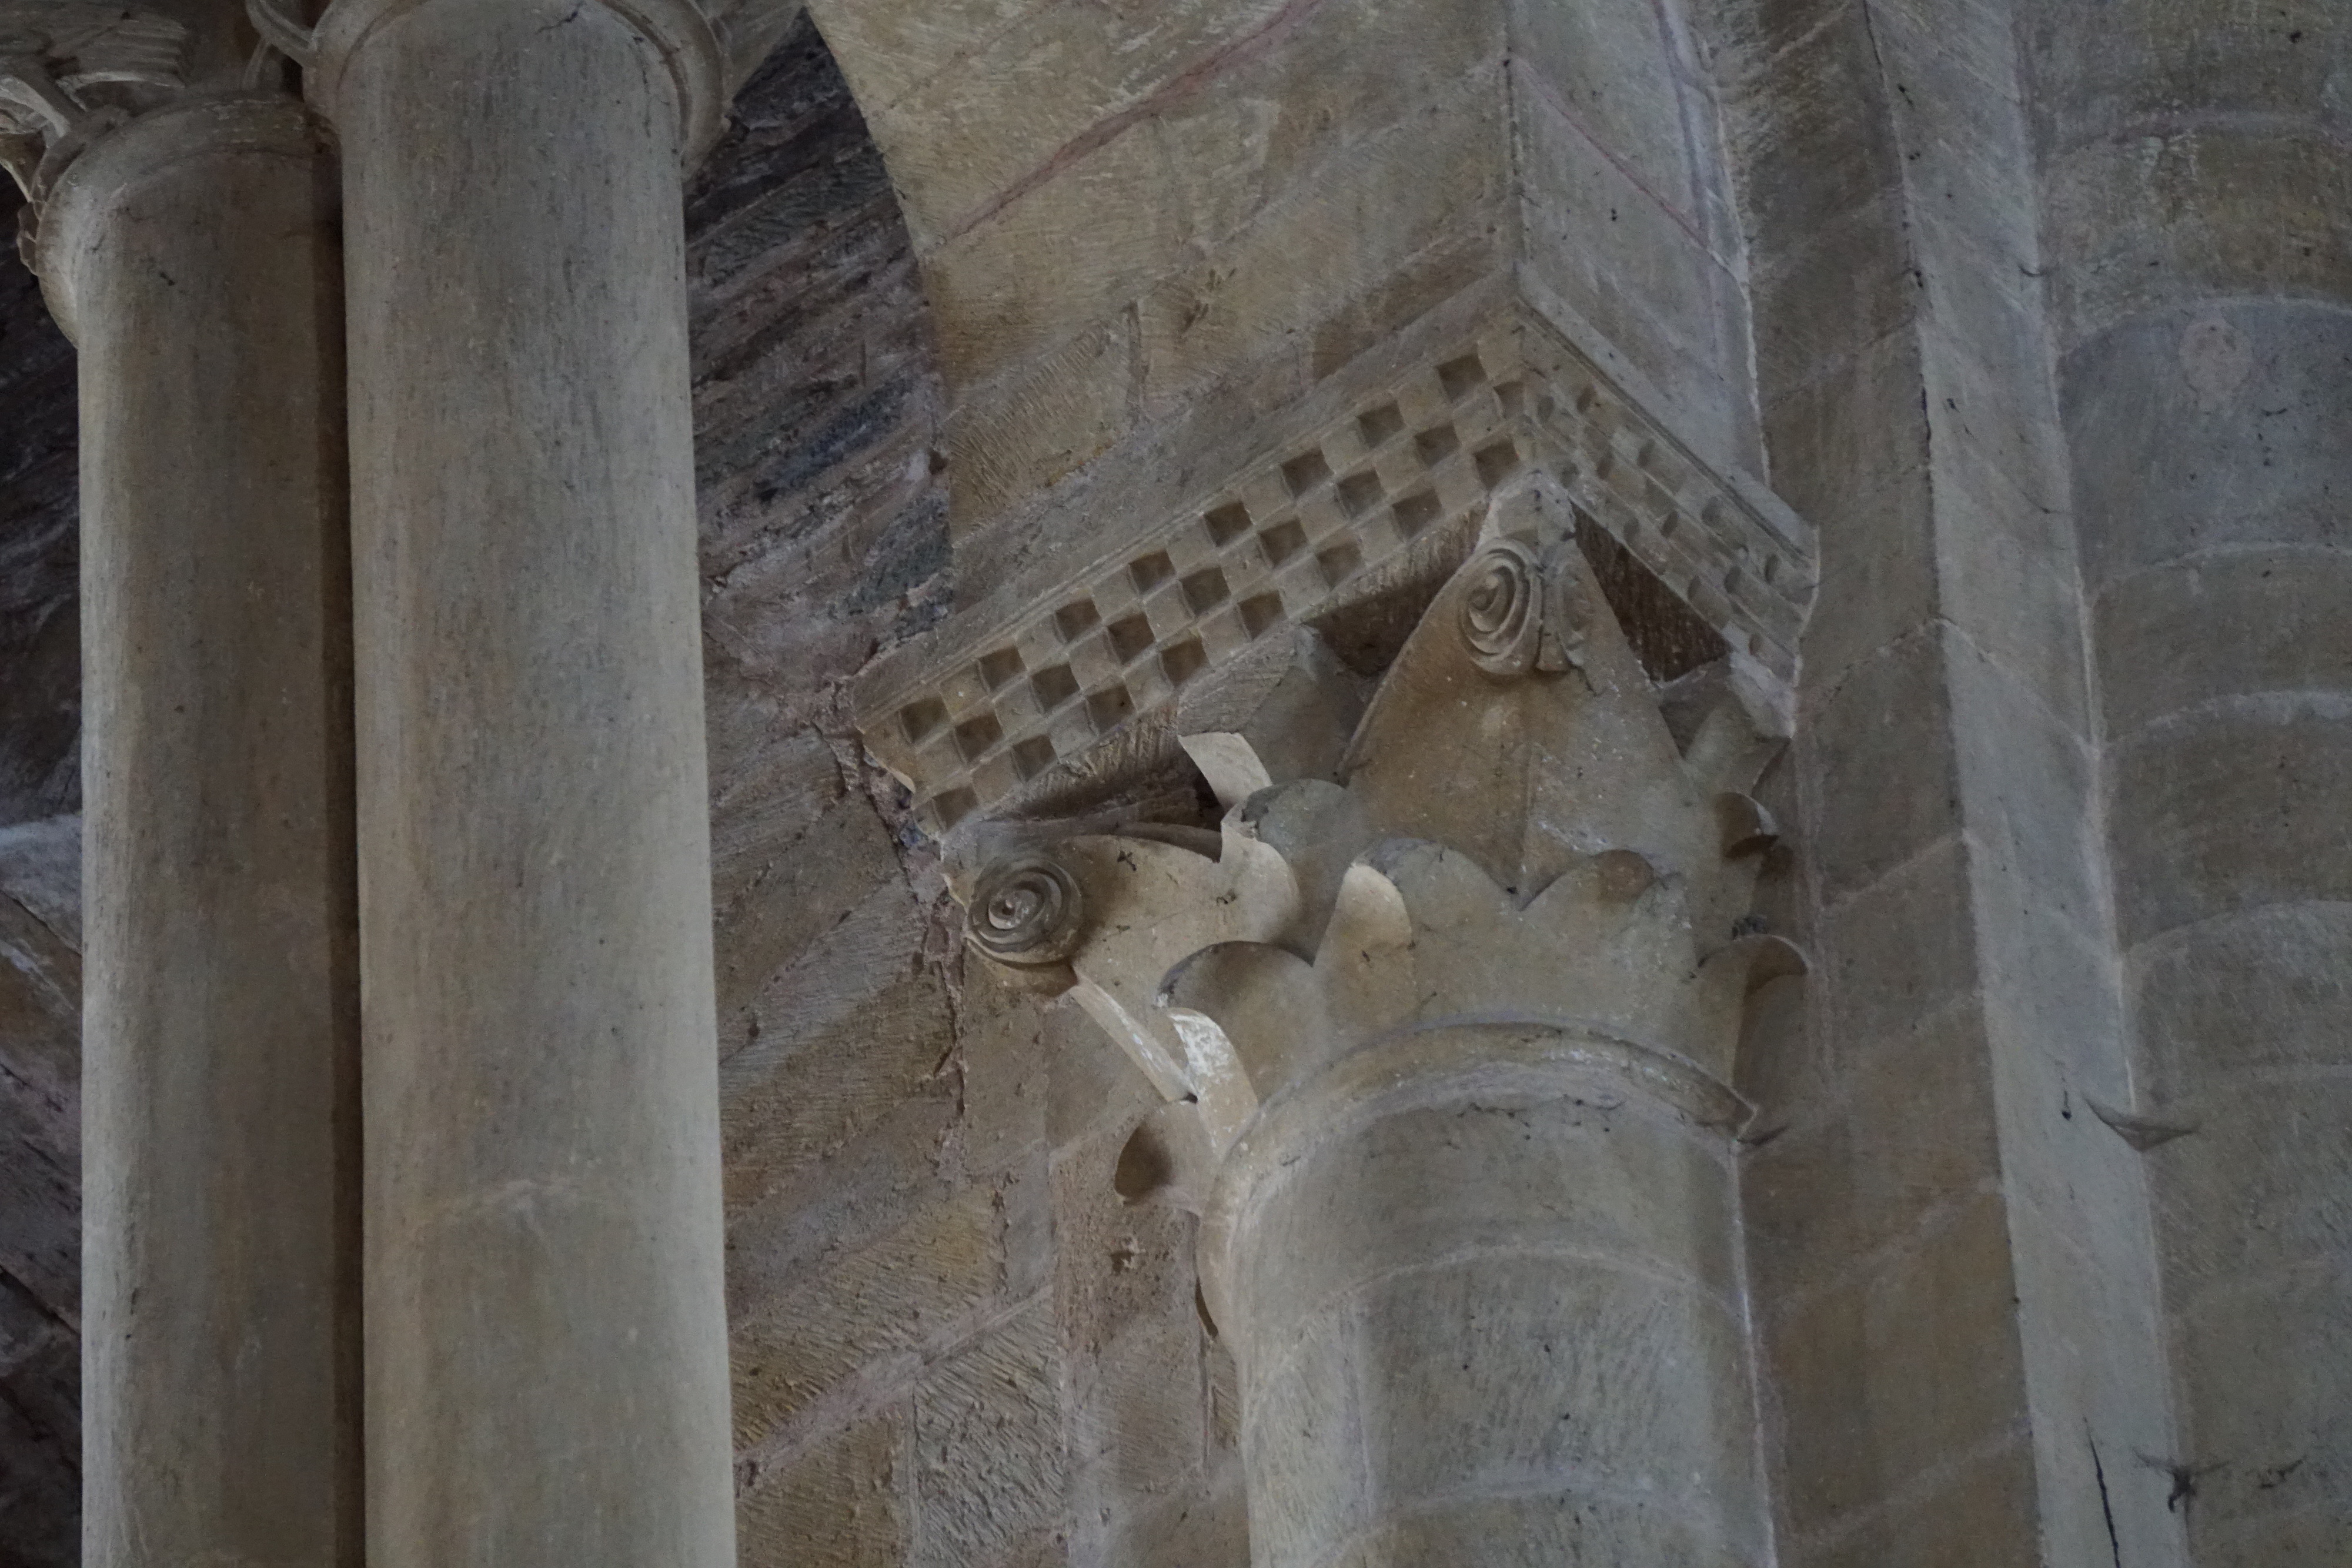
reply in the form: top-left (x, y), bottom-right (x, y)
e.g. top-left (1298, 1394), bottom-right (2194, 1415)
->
top-left (917, 292), bottom-right (1818, 1568)
top-left (0, 3), bottom-right (192, 253)
top-left (34, 91), bottom-right (332, 336)
top-left (0, 6), bottom-right (335, 337)
top-left (269, 0), bottom-right (729, 165)
top-left (960, 475), bottom-right (1809, 1309)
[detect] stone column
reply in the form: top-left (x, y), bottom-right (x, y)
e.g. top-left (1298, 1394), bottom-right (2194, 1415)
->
top-left (1202, 1025), bottom-right (1764, 1567)
top-left (2033, 18), bottom-right (2352, 1561)
top-left (969, 477), bottom-right (1797, 1567)
top-left (7, 29), bottom-right (360, 1564)
top-left (292, 0), bottom-right (736, 1560)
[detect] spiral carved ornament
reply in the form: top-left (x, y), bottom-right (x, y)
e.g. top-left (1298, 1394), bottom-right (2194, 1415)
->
top-left (1457, 536), bottom-right (1596, 679)
top-left (967, 854), bottom-right (1087, 967)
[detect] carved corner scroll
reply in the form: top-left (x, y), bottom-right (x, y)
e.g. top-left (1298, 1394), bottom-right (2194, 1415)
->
top-left (853, 303), bottom-right (1816, 839)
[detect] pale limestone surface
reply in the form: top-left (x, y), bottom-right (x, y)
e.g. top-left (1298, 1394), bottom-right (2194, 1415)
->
top-left (800, 0), bottom-right (1760, 577)
top-left (816, 1), bottom-right (2337, 1562)
top-left (2046, 6), bottom-right (2352, 1546)
top-left (326, 0), bottom-right (733, 1560)
top-left (4, 13), bottom-right (365, 1552)
top-left (0, 2), bottom-right (2346, 1564)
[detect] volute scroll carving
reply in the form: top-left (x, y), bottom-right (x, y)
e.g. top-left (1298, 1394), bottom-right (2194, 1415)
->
top-left (965, 852), bottom-right (1086, 968)
top-left (1458, 534), bottom-right (1586, 678)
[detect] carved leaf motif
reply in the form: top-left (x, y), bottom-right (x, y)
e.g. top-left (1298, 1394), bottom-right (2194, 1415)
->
top-left (1344, 478), bottom-right (1713, 898)
top-left (966, 475), bottom-right (1805, 1172)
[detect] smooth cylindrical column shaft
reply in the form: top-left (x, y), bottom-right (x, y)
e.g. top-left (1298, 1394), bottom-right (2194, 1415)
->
top-left (49, 95), bottom-right (360, 1566)
top-left (326, 0), bottom-right (734, 1560)
top-left (1215, 1029), bottom-right (1765, 1568)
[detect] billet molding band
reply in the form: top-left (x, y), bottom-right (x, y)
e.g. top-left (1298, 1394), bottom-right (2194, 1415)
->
top-left (854, 304), bottom-right (1818, 837)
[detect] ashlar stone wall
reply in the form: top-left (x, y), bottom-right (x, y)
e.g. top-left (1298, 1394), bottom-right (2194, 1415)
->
top-left (813, 0), bottom-right (2193, 1556)
top-left (691, 26), bottom-right (1246, 1563)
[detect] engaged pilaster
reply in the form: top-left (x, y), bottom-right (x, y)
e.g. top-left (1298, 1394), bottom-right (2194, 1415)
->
top-left (2, 8), bottom-right (360, 1564)
top-left (279, 0), bottom-right (736, 1560)
top-left (960, 475), bottom-right (1804, 1566)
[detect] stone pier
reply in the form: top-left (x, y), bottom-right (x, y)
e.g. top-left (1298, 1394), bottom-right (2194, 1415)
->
top-left (2042, 11), bottom-right (2352, 1559)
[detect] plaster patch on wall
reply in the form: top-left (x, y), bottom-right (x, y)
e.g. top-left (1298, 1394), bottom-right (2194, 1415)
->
top-left (2179, 313), bottom-right (2254, 414)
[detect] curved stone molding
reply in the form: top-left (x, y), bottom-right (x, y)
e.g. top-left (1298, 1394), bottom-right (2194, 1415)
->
top-left (702, 0), bottom-right (804, 91)
top-left (1192, 1019), bottom-right (1750, 1322)
top-left (856, 305), bottom-right (1817, 837)
top-left (288, 0), bottom-right (729, 165)
top-left (0, 2), bottom-right (186, 125)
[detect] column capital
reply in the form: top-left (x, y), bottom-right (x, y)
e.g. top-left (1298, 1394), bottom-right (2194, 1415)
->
top-left (255, 0), bottom-right (727, 165)
top-left (957, 483), bottom-right (1805, 1564)
top-left (0, 2), bottom-right (187, 257)
top-left (34, 91), bottom-right (323, 338)
top-left (955, 472), bottom-right (1809, 1317)
top-left (0, 5), bottom-right (324, 340)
